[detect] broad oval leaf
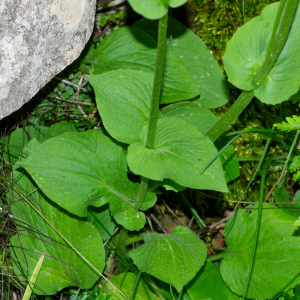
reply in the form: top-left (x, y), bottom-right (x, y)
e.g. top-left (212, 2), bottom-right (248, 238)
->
top-left (88, 70), bottom-right (153, 144)
top-left (134, 18), bottom-right (229, 108)
top-left (2, 125), bottom-right (49, 164)
top-left (129, 226), bottom-right (207, 292)
top-left (127, 117), bottom-right (228, 192)
top-left (223, 2), bottom-right (300, 105)
top-left (161, 102), bottom-right (218, 135)
top-left (83, 27), bottom-right (199, 104)
top-left (220, 205), bottom-right (300, 299)
top-left (103, 272), bottom-right (160, 299)
top-left (127, 0), bottom-right (168, 20)
top-left (186, 262), bottom-right (240, 300)
top-left (17, 130), bottom-right (157, 231)
top-left (10, 161), bottom-right (104, 295)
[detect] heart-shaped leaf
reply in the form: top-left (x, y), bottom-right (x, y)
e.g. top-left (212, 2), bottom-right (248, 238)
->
top-left (88, 70), bottom-right (153, 144)
top-left (220, 205), bottom-right (300, 299)
top-left (134, 18), bottom-right (229, 108)
top-left (127, 117), bottom-right (228, 192)
top-left (223, 2), bottom-right (300, 104)
top-left (82, 27), bottom-right (199, 104)
top-left (17, 130), bottom-right (157, 231)
top-left (10, 155), bottom-right (104, 295)
top-left (161, 102), bottom-right (218, 135)
top-left (130, 226), bottom-right (207, 292)
top-left (186, 262), bottom-right (240, 300)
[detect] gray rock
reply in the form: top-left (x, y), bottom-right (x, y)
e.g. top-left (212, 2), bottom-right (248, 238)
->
top-left (0, 0), bottom-right (96, 120)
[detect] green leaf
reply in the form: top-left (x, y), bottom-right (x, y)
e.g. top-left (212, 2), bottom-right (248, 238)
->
top-left (87, 205), bottom-right (116, 241)
top-left (223, 2), bottom-right (300, 105)
top-left (133, 18), bottom-right (229, 108)
top-left (161, 102), bottom-right (218, 135)
top-left (274, 188), bottom-right (300, 217)
top-left (110, 14), bottom-right (117, 23)
top-left (48, 122), bottom-right (77, 139)
top-left (103, 272), bottom-right (160, 299)
top-left (127, 0), bottom-right (168, 20)
top-left (10, 161), bottom-right (104, 295)
top-left (186, 261), bottom-right (240, 300)
top-left (88, 70), bottom-right (153, 144)
top-left (130, 226), bottom-right (207, 292)
top-left (220, 205), bottom-right (300, 299)
top-left (17, 131), bottom-right (157, 231)
top-left (100, 16), bottom-right (109, 27)
top-left (290, 156), bottom-right (300, 182)
top-left (275, 115), bottom-right (300, 132)
top-left (83, 27), bottom-right (199, 104)
top-left (127, 117), bottom-right (228, 192)
top-left (2, 125), bottom-right (49, 164)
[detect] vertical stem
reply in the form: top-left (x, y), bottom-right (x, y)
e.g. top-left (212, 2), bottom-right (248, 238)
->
top-left (146, 13), bottom-right (168, 149)
top-left (134, 13), bottom-right (169, 211)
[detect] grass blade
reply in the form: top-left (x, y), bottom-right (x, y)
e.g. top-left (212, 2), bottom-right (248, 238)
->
top-left (22, 253), bottom-right (45, 300)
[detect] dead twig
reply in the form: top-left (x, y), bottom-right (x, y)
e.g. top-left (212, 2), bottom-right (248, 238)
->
top-left (150, 214), bottom-right (167, 234)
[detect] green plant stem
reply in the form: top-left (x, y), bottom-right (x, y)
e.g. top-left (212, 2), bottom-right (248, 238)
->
top-left (134, 13), bottom-right (169, 211)
top-left (206, 90), bottom-right (254, 142)
top-left (266, 0), bottom-right (287, 56)
top-left (146, 13), bottom-right (168, 149)
top-left (253, 0), bottom-right (298, 87)
top-left (207, 252), bottom-right (227, 262)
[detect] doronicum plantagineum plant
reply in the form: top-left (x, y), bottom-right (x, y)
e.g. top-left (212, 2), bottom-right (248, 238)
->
top-left (6, 0), bottom-right (300, 299)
